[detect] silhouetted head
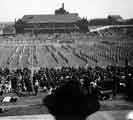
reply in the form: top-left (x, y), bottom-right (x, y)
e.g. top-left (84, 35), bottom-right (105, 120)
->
top-left (43, 80), bottom-right (100, 120)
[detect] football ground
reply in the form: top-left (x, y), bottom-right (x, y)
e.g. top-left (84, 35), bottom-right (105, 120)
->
top-left (0, 30), bottom-right (133, 119)
top-left (0, 33), bottom-right (132, 70)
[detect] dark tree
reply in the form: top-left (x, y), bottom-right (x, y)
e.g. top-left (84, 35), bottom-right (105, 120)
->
top-left (77, 18), bottom-right (89, 32)
top-left (15, 19), bottom-right (25, 33)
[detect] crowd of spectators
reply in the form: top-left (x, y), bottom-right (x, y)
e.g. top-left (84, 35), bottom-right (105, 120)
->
top-left (0, 63), bottom-right (132, 100)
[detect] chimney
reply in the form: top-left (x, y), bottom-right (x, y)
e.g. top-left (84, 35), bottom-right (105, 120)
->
top-left (62, 3), bottom-right (64, 9)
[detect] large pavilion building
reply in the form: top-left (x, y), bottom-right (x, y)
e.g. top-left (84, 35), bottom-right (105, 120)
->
top-left (15, 4), bottom-right (81, 33)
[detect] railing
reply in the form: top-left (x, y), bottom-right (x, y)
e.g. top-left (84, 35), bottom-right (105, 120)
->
top-left (90, 25), bottom-right (133, 32)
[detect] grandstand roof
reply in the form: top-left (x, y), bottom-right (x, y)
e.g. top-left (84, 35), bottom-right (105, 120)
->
top-left (22, 14), bottom-right (81, 23)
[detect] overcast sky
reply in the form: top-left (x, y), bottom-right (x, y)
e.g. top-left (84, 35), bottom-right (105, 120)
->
top-left (0, 0), bottom-right (132, 22)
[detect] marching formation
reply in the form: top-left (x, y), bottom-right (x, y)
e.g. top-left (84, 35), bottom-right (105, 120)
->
top-left (0, 29), bottom-right (132, 69)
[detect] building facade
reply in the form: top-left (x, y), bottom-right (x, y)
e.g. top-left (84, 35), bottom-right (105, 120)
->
top-left (15, 4), bottom-right (81, 33)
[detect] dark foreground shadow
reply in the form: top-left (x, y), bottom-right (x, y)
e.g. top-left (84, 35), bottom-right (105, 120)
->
top-left (54, 116), bottom-right (88, 120)
top-left (43, 80), bottom-right (100, 120)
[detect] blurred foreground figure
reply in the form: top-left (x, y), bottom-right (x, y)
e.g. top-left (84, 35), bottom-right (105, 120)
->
top-left (43, 80), bottom-right (100, 120)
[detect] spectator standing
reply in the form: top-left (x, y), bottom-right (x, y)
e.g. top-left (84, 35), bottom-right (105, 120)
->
top-left (112, 74), bottom-right (119, 98)
top-left (34, 80), bottom-right (39, 96)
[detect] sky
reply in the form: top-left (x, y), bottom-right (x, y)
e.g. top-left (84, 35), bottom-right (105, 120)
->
top-left (0, 0), bottom-right (133, 22)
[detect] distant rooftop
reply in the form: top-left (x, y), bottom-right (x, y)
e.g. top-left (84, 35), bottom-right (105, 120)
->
top-left (108, 15), bottom-right (123, 22)
top-left (22, 14), bottom-right (81, 23)
top-left (21, 3), bottom-right (81, 24)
